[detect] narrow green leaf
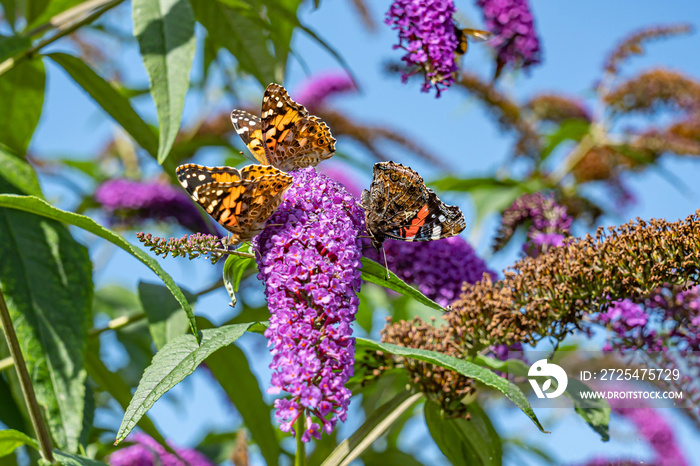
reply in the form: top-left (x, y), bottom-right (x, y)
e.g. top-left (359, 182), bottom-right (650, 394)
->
top-left (322, 390), bottom-right (422, 466)
top-left (0, 430), bottom-right (39, 458)
top-left (133, 0), bottom-right (196, 164)
top-left (48, 53), bottom-right (159, 157)
top-left (115, 324), bottom-right (252, 443)
top-left (53, 450), bottom-right (108, 466)
top-left (424, 401), bottom-right (502, 466)
top-left (138, 281), bottom-right (195, 350)
top-left (26, 0), bottom-right (82, 28)
top-left (473, 355), bottom-right (610, 441)
top-left (0, 194), bottom-right (198, 340)
top-left (222, 243), bottom-right (254, 306)
top-left (203, 330), bottom-right (281, 465)
top-left (360, 258), bottom-right (447, 313)
top-left (356, 339), bottom-right (547, 433)
top-left (0, 46), bottom-right (44, 154)
top-left (25, 0), bottom-right (50, 25)
top-left (0, 180), bottom-right (92, 452)
top-left (0, 146), bottom-right (42, 197)
top-left (191, 0), bottom-right (280, 86)
top-left (540, 119), bottom-right (590, 162)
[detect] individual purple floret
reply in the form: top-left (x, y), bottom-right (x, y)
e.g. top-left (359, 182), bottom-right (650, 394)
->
top-left (379, 236), bottom-right (496, 307)
top-left (95, 179), bottom-right (215, 234)
top-left (385, 0), bottom-right (460, 97)
top-left (294, 72), bottom-right (357, 110)
top-left (494, 192), bottom-right (572, 257)
top-left (253, 167), bottom-right (364, 442)
top-left (597, 299), bottom-right (662, 352)
top-left (475, 0), bottom-right (542, 76)
top-left (109, 433), bottom-right (214, 466)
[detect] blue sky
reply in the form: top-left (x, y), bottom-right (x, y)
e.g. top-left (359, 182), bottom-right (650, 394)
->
top-left (26, 0), bottom-right (700, 464)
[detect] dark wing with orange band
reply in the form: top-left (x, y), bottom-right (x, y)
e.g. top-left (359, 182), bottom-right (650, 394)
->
top-left (361, 161), bottom-right (465, 250)
top-left (176, 163), bottom-right (292, 244)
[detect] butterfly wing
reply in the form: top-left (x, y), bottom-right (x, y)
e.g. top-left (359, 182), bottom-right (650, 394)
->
top-left (260, 83), bottom-right (336, 171)
top-left (230, 109), bottom-right (268, 165)
top-left (176, 164), bottom-right (292, 243)
top-left (363, 161), bottom-right (465, 243)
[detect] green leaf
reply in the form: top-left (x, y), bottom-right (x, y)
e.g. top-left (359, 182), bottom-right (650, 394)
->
top-left (473, 355), bottom-right (610, 441)
top-left (565, 378), bottom-right (610, 442)
top-left (26, 0), bottom-right (82, 29)
top-left (0, 430), bottom-right (39, 458)
top-left (0, 194), bottom-right (198, 340)
top-left (0, 40), bottom-right (44, 154)
top-left (424, 401), bottom-right (502, 466)
top-left (322, 390), bottom-right (422, 466)
top-left (115, 324), bottom-right (252, 444)
top-left (133, 0), bottom-right (196, 164)
top-left (138, 281), bottom-right (195, 350)
top-left (53, 450), bottom-right (108, 466)
top-left (427, 177), bottom-right (521, 192)
top-left (0, 146), bottom-right (42, 197)
top-left (0, 376), bottom-right (27, 433)
top-left (203, 327), bottom-right (281, 465)
top-left (191, 0), bottom-right (281, 86)
top-left (47, 53), bottom-right (159, 158)
top-left (360, 258), bottom-right (447, 313)
top-left (356, 339), bottom-right (547, 433)
top-left (0, 180), bottom-right (92, 452)
top-left (540, 120), bottom-right (590, 162)
top-left (222, 243), bottom-right (255, 306)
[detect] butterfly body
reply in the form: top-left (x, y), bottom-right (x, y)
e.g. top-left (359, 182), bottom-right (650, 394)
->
top-left (362, 162), bottom-right (466, 252)
top-left (231, 84), bottom-right (335, 171)
top-left (176, 163), bottom-right (292, 245)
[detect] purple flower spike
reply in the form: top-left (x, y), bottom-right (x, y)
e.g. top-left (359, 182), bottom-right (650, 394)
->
top-left (95, 179), bottom-right (215, 234)
top-left (295, 72), bottom-right (357, 110)
top-left (385, 0), bottom-right (460, 97)
top-left (109, 433), bottom-right (214, 466)
top-left (253, 167), bottom-right (364, 442)
top-left (476, 0), bottom-right (542, 76)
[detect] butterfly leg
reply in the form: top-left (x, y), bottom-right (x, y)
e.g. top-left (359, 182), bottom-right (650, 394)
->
top-left (381, 244), bottom-right (390, 281)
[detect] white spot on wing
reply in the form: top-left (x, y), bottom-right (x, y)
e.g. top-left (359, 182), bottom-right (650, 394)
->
top-left (439, 215), bottom-right (446, 222)
top-left (198, 174), bottom-right (206, 181)
top-left (431, 225), bottom-right (442, 239)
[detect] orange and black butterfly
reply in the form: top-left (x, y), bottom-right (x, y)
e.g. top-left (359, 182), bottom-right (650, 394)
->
top-left (175, 163), bottom-right (292, 245)
top-left (361, 162), bottom-right (466, 257)
top-left (230, 83), bottom-right (336, 172)
top-left (455, 27), bottom-right (493, 56)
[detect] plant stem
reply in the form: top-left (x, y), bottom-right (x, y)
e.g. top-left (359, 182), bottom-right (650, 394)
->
top-left (24, 0), bottom-right (116, 37)
top-left (0, 0), bottom-right (124, 77)
top-left (0, 286), bottom-right (54, 463)
top-left (295, 415), bottom-right (306, 466)
top-left (88, 311), bottom-right (147, 337)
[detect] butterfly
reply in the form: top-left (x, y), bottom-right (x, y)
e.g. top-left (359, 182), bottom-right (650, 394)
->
top-left (454, 27), bottom-right (493, 56)
top-left (361, 162), bottom-right (466, 275)
top-left (230, 83), bottom-right (336, 172)
top-left (175, 163), bottom-right (293, 245)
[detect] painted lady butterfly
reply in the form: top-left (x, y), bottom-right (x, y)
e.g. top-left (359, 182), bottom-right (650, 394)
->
top-left (230, 83), bottom-right (336, 171)
top-left (176, 163), bottom-right (292, 245)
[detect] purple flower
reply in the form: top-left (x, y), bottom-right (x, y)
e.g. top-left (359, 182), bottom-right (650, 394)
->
top-left (475, 0), bottom-right (542, 76)
top-left (369, 236), bottom-right (495, 307)
top-left (385, 0), bottom-right (460, 97)
top-left (253, 167), bottom-right (364, 442)
top-left (294, 72), bottom-right (357, 110)
top-left (494, 192), bottom-right (572, 257)
top-left (109, 433), bottom-right (214, 466)
top-left (95, 179), bottom-right (215, 234)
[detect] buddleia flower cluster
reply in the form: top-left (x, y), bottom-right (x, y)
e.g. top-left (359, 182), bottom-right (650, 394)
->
top-left (475, 0), bottom-right (542, 77)
top-left (385, 0), bottom-right (460, 96)
top-left (253, 167), bottom-right (364, 441)
top-left (109, 433), bottom-right (214, 466)
top-left (493, 192), bottom-right (572, 256)
top-left (95, 179), bottom-right (215, 234)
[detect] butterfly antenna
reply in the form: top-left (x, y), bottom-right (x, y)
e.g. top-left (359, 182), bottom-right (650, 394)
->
top-left (382, 245), bottom-right (390, 281)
